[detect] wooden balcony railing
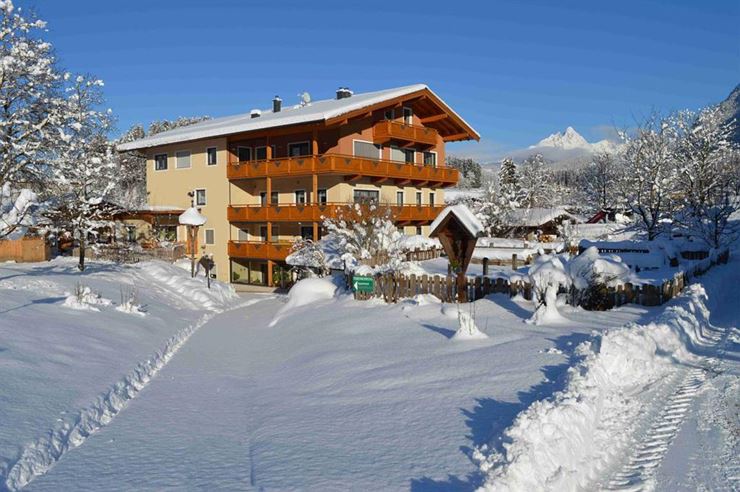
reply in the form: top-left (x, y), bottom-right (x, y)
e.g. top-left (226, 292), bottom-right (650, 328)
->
top-left (227, 153), bottom-right (458, 187)
top-left (227, 203), bottom-right (446, 223)
top-left (228, 240), bottom-right (294, 261)
top-left (372, 120), bottom-right (438, 146)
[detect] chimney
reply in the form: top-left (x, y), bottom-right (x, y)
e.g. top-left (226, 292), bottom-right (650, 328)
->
top-left (250, 109), bottom-right (261, 119)
top-left (272, 96), bottom-right (282, 113)
top-left (336, 87), bottom-right (353, 100)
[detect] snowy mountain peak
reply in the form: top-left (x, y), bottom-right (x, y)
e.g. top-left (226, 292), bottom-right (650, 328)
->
top-left (531, 126), bottom-right (590, 150)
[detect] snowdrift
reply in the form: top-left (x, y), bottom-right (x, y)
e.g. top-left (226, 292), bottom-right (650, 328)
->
top-left (475, 283), bottom-right (714, 491)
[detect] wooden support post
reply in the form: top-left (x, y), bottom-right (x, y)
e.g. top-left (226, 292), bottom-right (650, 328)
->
top-left (312, 221), bottom-right (319, 241)
top-left (482, 257), bottom-right (489, 276)
top-left (267, 260), bottom-right (274, 287)
top-left (312, 127), bottom-right (319, 156)
top-left (266, 176), bottom-right (272, 205)
top-left (312, 173), bottom-right (318, 204)
top-left (266, 222), bottom-right (272, 243)
top-left (266, 137), bottom-right (272, 159)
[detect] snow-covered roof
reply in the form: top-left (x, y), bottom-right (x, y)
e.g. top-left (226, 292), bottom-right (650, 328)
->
top-left (178, 207), bottom-right (207, 226)
top-left (507, 207), bottom-right (578, 227)
top-left (118, 84), bottom-right (479, 151)
top-left (430, 204), bottom-right (484, 238)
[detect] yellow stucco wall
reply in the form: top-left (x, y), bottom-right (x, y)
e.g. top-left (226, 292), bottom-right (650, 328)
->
top-left (146, 137), bottom-right (231, 280)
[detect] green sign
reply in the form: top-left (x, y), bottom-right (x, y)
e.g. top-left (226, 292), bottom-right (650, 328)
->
top-left (352, 276), bottom-right (374, 293)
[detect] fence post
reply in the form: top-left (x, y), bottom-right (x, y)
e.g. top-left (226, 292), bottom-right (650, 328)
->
top-left (482, 257), bottom-right (489, 276)
top-left (512, 254), bottom-right (518, 270)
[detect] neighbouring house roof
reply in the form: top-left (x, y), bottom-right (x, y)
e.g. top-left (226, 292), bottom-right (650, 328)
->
top-left (117, 84), bottom-right (480, 151)
top-left (430, 204), bottom-right (484, 238)
top-left (507, 207), bottom-right (579, 228)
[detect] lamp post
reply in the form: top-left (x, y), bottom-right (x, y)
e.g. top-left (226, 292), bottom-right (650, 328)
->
top-left (178, 192), bottom-right (207, 278)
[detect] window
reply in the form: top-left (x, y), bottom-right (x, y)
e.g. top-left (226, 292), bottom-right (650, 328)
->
top-left (353, 189), bottom-right (379, 204)
top-left (416, 225), bottom-right (422, 235)
top-left (317, 189), bottom-right (327, 205)
top-left (403, 107), bottom-right (413, 125)
top-left (353, 140), bottom-right (381, 160)
top-left (429, 192), bottom-right (435, 207)
top-left (237, 146), bottom-right (252, 162)
top-left (423, 151), bottom-right (437, 167)
top-left (195, 188), bottom-right (207, 206)
top-left (391, 146), bottom-right (414, 164)
top-left (288, 142), bottom-right (310, 157)
top-left (396, 191), bottom-right (404, 206)
top-left (204, 229), bottom-right (215, 245)
top-left (300, 226), bottom-right (314, 240)
top-left (255, 145), bottom-right (274, 160)
top-left (176, 150), bottom-right (191, 169)
top-left (416, 191), bottom-right (422, 206)
top-left (238, 229), bottom-right (249, 241)
top-left (259, 191), bottom-right (279, 205)
top-left (154, 153), bottom-right (168, 171)
top-left (294, 190), bottom-right (306, 205)
top-left (384, 109), bottom-right (394, 121)
top-left (206, 147), bottom-right (218, 166)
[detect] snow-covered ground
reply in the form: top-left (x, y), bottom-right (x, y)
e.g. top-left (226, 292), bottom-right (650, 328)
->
top-left (1, 254), bottom-right (737, 490)
top-left (0, 258), bottom-right (240, 490)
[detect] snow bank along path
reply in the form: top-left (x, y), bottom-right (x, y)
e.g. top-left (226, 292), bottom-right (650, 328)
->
top-left (474, 283), bottom-right (721, 491)
top-left (0, 264), bottom-right (256, 492)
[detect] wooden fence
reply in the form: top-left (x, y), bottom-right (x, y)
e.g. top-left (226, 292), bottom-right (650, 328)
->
top-left (404, 248), bottom-right (442, 262)
top-left (0, 237), bottom-right (50, 262)
top-left (351, 249), bottom-right (729, 310)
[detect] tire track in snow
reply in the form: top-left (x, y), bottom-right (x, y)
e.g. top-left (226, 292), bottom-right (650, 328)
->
top-left (0, 297), bottom-right (267, 492)
top-left (606, 322), bottom-right (730, 491)
top-left (607, 367), bottom-right (708, 490)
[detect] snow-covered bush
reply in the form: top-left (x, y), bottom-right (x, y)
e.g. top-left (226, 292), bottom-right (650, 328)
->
top-left (322, 203), bottom-right (403, 271)
top-left (527, 254), bottom-right (570, 324)
top-left (568, 246), bottom-right (631, 310)
top-left (452, 305), bottom-right (488, 340)
top-left (62, 283), bottom-right (112, 311)
top-left (116, 285), bottom-right (146, 316)
top-left (286, 237), bottom-right (328, 277)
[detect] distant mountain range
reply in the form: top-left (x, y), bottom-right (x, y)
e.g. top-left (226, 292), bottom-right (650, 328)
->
top-left (481, 83), bottom-right (739, 170)
top-left (496, 126), bottom-right (620, 169)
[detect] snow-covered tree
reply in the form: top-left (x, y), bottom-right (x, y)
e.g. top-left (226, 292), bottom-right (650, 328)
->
top-left (580, 152), bottom-right (621, 213)
top-left (476, 179), bottom-right (513, 236)
top-left (45, 74), bottom-right (117, 271)
top-left (498, 158), bottom-right (522, 207)
top-left (147, 115), bottom-right (210, 136)
top-left (447, 156), bottom-right (483, 188)
top-left (673, 106), bottom-right (739, 248)
top-left (111, 124), bottom-right (146, 209)
top-left (519, 153), bottom-right (554, 208)
top-left (616, 112), bottom-right (679, 240)
top-left (0, 1), bottom-right (64, 236)
top-left (527, 254), bottom-right (570, 325)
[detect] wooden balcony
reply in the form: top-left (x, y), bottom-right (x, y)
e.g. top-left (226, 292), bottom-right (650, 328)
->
top-left (228, 240), bottom-right (293, 261)
top-left (228, 203), bottom-right (446, 223)
top-left (227, 153), bottom-right (458, 187)
top-left (372, 120), bottom-right (438, 146)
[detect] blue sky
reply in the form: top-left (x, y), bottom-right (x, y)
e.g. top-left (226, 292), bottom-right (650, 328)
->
top-left (29, 0), bottom-right (739, 161)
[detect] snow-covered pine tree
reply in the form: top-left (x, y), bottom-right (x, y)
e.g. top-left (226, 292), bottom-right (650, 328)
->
top-left (519, 153), bottom-right (554, 208)
top-left (616, 112), bottom-right (679, 241)
top-left (476, 178), bottom-right (512, 236)
top-left (673, 105), bottom-right (739, 248)
top-left (46, 74), bottom-right (117, 271)
top-left (498, 157), bottom-right (522, 207)
top-left (0, 1), bottom-right (64, 237)
top-left (447, 156), bottom-right (483, 188)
